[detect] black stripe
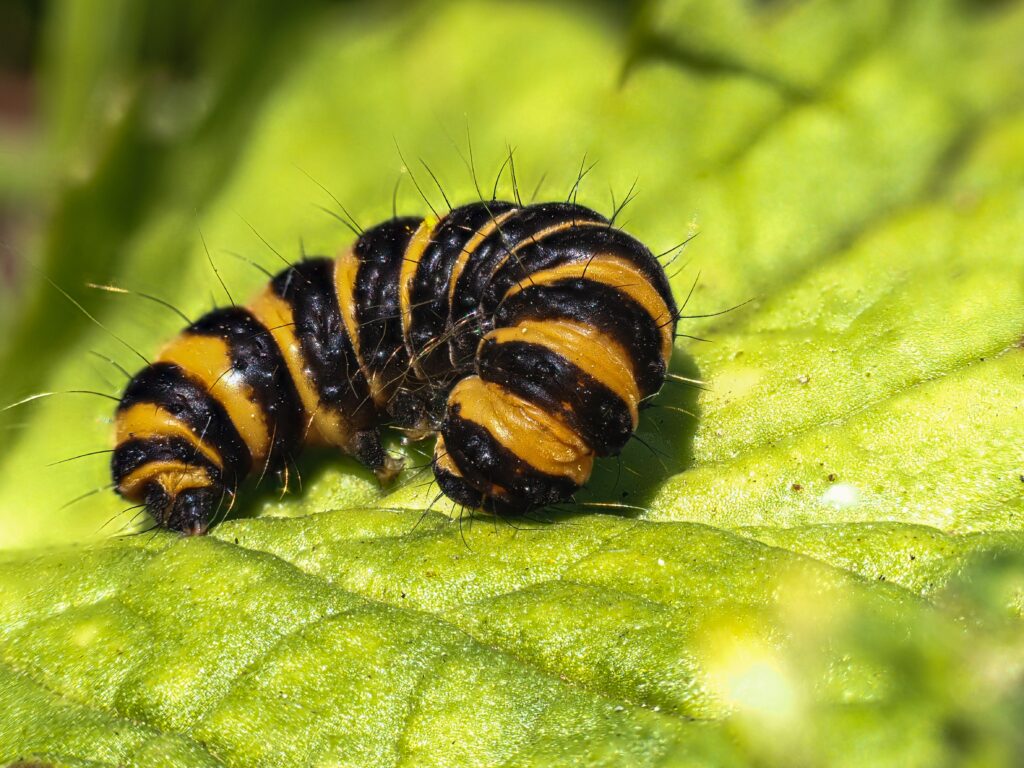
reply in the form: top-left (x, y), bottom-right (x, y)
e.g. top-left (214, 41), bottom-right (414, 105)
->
top-left (493, 278), bottom-right (667, 396)
top-left (447, 202), bottom-right (605, 365)
top-left (407, 202), bottom-right (515, 377)
top-left (432, 462), bottom-right (483, 510)
top-left (186, 306), bottom-right (304, 467)
top-left (483, 224), bottom-right (676, 318)
top-left (441, 405), bottom-right (581, 514)
top-left (112, 435), bottom-right (223, 488)
top-left (118, 362), bottom-right (251, 483)
top-left (352, 217), bottom-right (420, 394)
top-left (271, 257), bottom-right (375, 428)
top-left (477, 338), bottom-right (633, 456)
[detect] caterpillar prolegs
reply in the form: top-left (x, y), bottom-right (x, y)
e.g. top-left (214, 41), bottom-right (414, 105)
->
top-left (112, 201), bottom-right (679, 534)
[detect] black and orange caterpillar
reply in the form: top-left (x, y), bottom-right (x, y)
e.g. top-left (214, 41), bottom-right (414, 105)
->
top-left (112, 200), bottom-right (678, 534)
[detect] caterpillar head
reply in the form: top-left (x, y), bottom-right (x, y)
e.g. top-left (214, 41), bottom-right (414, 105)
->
top-left (144, 483), bottom-right (221, 536)
top-left (432, 378), bottom-right (591, 517)
top-left (432, 441), bottom-right (574, 518)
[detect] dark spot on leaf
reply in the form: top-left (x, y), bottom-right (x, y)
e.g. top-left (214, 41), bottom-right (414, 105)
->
top-left (942, 716), bottom-right (978, 754)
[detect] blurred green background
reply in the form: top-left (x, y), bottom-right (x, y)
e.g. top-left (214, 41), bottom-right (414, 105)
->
top-left (1, 1), bottom-right (1024, 765)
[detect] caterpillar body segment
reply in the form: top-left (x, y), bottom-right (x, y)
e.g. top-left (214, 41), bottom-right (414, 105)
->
top-left (112, 201), bottom-right (678, 533)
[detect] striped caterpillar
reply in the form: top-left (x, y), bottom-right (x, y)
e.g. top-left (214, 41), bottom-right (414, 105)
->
top-left (112, 200), bottom-right (678, 534)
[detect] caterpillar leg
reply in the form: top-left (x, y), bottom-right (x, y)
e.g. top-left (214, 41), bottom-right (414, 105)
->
top-left (387, 388), bottom-right (446, 442)
top-left (352, 429), bottom-right (404, 486)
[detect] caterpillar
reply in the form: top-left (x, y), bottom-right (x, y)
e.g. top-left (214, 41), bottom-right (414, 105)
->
top-left (112, 199), bottom-right (679, 534)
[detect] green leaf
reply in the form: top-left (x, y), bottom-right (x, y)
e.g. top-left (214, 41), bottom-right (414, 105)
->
top-left (2, 1), bottom-right (1024, 765)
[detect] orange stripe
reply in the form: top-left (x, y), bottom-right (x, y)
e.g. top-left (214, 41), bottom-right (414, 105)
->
top-left (484, 319), bottom-right (640, 429)
top-left (115, 403), bottom-right (224, 469)
top-left (483, 219), bottom-right (605, 288)
top-left (433, 434), bottom-right (461, 477)
top-left (118, 461), bottom-right (212, 499)
top-left (334, 248), bottom-right (387, 406)
top-left (501, 254), bottom-right (674, 364)
top-left (448, 376), bottom-right (593, 484)
top-left (157, 334), bottom-right (271, 464)
top-left (447, 208), bottom-right (518, 307)
top-left (398, 216), bottom-right (440, 377)
top-left (247, 288), bottom-right (353, 449)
